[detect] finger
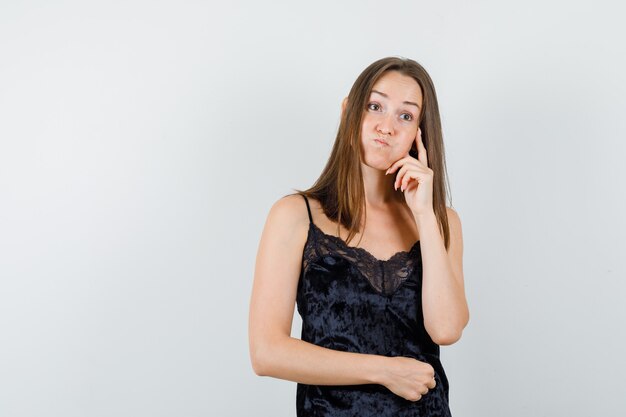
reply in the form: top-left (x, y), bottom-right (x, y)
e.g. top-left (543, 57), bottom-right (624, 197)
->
top-left (393, 160), bottom-right (421, 189)
top-left (401, 172), bottom-right (415, 192)
top-left (385, 163), bottom-right (396, 175)
top-left (394, 163), bottom-right (414, 190)
top-left (416, 128), bottom-right (428, 167)
top-left (394, 165), bottom-right (406, 190)
top-left (386, 157), bottom-right (409, 175)
top-left (395, 172), bottom-right (407, 191)
top-left (401, 169), bottom-right (427, 191)
top-left (427, 377), bottom-right (437, 389)
top-left (388, 154), bottom-right (424, 175)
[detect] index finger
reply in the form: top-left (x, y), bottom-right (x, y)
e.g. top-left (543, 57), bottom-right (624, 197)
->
top-left (416, 128), bottom-right (428, 167)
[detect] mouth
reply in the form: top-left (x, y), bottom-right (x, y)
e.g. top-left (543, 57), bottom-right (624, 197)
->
top-left (374, 138), bottom-right (389, 146)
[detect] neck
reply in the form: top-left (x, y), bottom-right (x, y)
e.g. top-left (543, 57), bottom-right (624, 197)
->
top-left (360, 162), bottom-right (404, 208)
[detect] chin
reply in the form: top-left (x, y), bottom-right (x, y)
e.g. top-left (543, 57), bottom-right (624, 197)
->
top-left (362, 157), bottom-right (390, 171)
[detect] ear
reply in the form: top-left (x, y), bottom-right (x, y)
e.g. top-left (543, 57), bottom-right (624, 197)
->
top-left (341, 97), bottom-right (348, 116)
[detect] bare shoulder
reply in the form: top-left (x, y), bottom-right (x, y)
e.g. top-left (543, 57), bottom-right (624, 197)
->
top-left (261, 193), bottom-right (311, 255)
top-left (445, 206), bottom-right (463, 244)
top-left (445, 206), bottom-right (462, 229)
top-left (445, 206), bottom-right (464, 282)
top-left (267, 193), bottom-right (310, 233)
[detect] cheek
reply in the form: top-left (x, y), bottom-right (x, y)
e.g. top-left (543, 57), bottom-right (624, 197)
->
top-left (402, 130), bottom-right (417, 146)
top-left (395, 136), bottom-right (415, 156)
top-left (361, 118), bottom-right (375, 133)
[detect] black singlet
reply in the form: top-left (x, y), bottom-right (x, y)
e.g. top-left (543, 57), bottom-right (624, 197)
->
top-left (295, 194), bottom-right (452, 417)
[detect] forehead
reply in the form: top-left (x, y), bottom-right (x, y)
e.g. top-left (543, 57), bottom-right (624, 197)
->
top-left (371, 71), bottom-right (423, 104)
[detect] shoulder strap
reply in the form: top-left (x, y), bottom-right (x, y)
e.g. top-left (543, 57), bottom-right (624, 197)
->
top-left (301, 194), bottom-right (313, 225)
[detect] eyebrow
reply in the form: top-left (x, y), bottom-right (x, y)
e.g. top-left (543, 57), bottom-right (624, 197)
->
top-left (371, 90), bottom-right (420, 109)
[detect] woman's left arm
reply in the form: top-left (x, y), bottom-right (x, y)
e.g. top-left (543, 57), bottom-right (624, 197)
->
top-left (388, 129), bottom-right (469, 345)
top-left (415, 207), bottom-right (469, 345)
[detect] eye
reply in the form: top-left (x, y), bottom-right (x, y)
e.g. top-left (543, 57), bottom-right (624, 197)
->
top-left (367, 102), bottom-right (380, 111)
top-left (401, 113), bottom-right (414, 121)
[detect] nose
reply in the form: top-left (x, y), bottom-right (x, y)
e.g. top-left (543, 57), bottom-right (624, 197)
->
top-left (376, 113), bottom-right (394, 136)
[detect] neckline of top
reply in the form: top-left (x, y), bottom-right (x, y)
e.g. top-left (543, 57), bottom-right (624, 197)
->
top-left (308, 221), bottom-right (421, 264)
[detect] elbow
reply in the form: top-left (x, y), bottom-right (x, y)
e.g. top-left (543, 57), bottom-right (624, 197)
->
top-left (251, 357), bottom-right (267, 376)
top-left (252, 358), bottom-right (267, 377)
top-left (249, 335), bottom-right (268, 376)
top-left (431, 330), bottom-right (462, 346)
top-left (250, 350), bottom-right (263, 376)
top-left (250, 343), bottom-right (269, 376)
top-left (428, 317), bottom-right (468, 346)
top-left (250, 336), bottom-right (285, 376)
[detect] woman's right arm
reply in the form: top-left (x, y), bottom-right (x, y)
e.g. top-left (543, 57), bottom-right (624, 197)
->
top-left (248, 194), bottom-right (387, 386)
top-left (248, 195), bottom-right (436, 401)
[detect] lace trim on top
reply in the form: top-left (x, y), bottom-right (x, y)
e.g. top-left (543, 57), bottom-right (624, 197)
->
top-left (302, 222), bottom-right (421, 296)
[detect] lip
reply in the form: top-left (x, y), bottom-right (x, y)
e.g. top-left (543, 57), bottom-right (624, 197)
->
top-left (374, 138), bottom-right (389, 145)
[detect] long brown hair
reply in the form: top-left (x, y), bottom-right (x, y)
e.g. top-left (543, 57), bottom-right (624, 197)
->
top-left (292, 56), bottom-right (453, 250)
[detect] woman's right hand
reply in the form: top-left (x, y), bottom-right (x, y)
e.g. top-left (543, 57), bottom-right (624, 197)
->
top-left (378, 356), bottom-right (437, 402)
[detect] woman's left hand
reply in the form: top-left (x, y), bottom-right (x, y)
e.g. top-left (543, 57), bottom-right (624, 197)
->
top-left (385, 127), bottom-right (435, 217)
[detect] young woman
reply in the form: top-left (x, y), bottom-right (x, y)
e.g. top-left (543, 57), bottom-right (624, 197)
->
top-left (249, 56), bottom-right (469, 416)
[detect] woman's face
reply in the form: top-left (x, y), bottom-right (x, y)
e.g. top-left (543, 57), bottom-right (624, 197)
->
top-left (359, 70), bottom-right (423, 170)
